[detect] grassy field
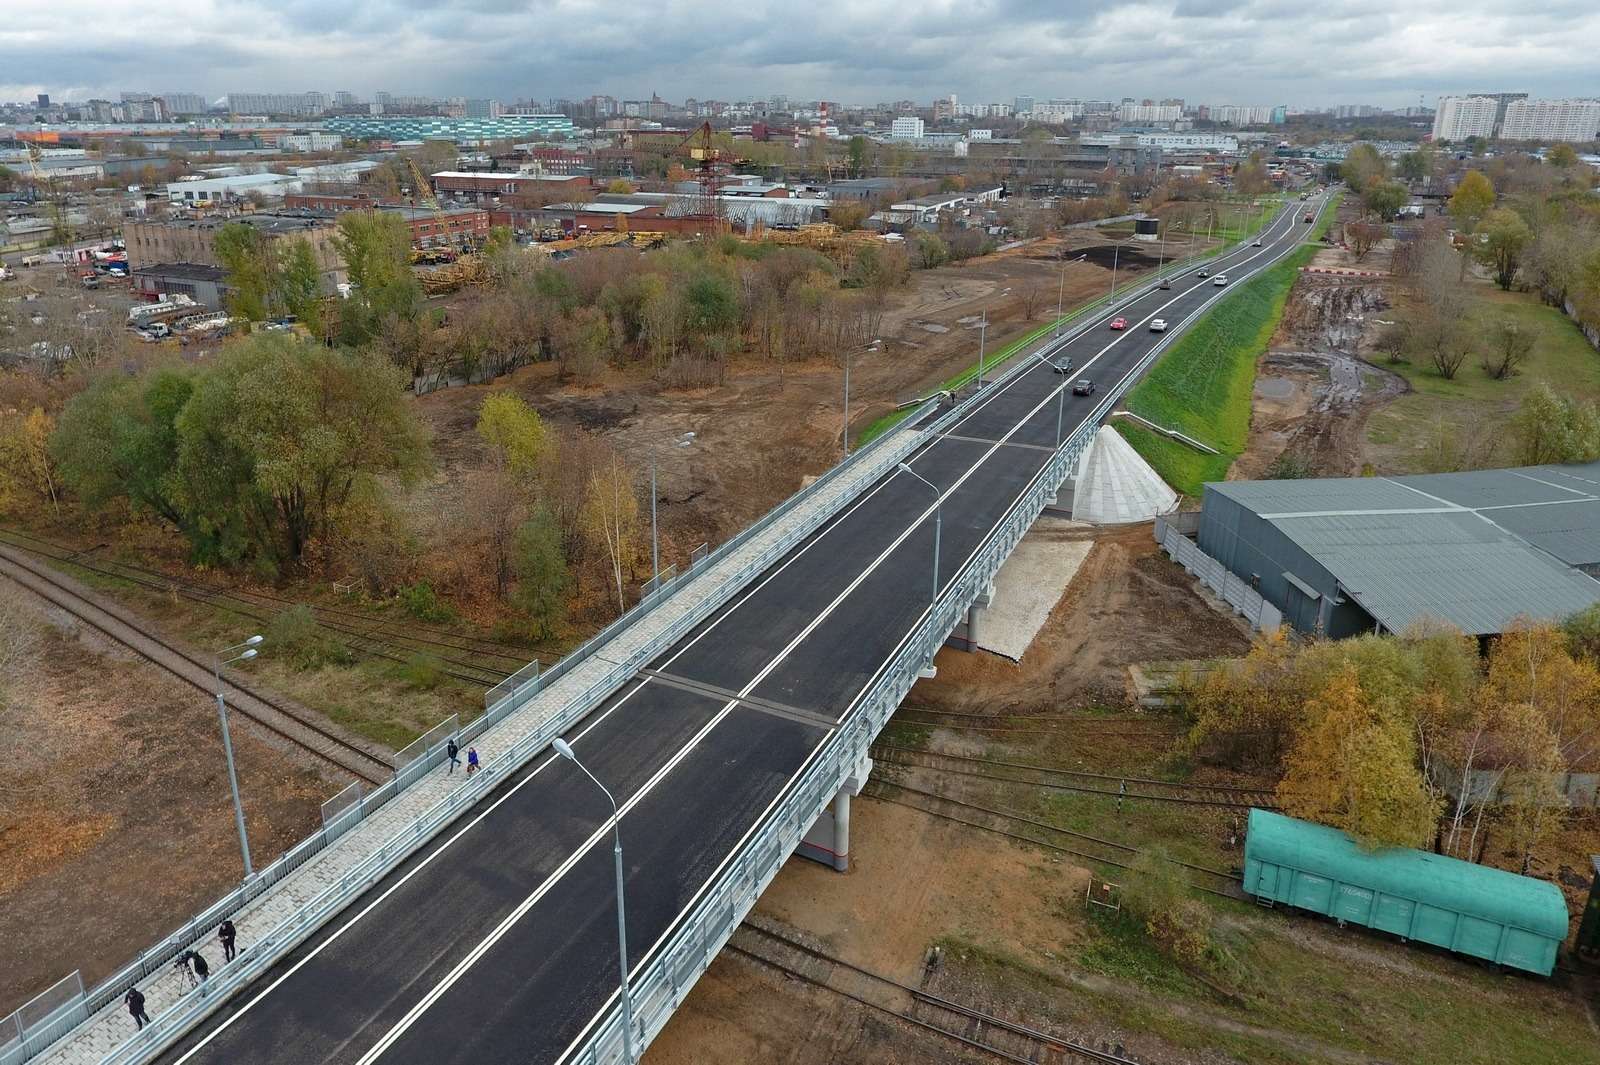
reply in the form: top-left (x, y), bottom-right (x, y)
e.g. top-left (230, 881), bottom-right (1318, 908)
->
top-left (857, 201), bottom-right (1289, 448)
top-left (1365, 283), bottom-right (1600, 473)
top-left (1114, 245), bottom-right (1319, 496)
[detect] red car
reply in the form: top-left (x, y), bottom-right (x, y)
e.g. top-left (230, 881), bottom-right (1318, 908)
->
top-left (1109, 317), bottom-right (1128, 331)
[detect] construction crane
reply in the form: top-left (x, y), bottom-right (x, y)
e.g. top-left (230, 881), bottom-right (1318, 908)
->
top-left (403, 155), bottom-right (462, 256)
top-left (675, 122), bottom-right (726, 232)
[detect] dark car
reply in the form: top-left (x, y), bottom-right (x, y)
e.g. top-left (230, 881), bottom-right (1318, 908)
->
top-left (1050, 356), bottom-right (1073, 374)
top-left (1159, 279), bottom-right (1172, 290)
top-left (1072, 379), bottom-right (1095, 396)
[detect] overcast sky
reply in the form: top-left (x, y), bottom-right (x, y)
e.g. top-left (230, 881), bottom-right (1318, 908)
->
top-left (3, 0), bottom-right (1597, 109)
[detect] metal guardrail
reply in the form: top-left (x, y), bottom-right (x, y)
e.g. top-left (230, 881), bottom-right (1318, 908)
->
top-left (0, 976), bottom-right (83, 1065)
top-left (565, 199), bottom-right (1320, 1065)
top-left (82, 391), bottom-right (943, 1065)
top-left (26, 198), bottom-right (1310, 1065)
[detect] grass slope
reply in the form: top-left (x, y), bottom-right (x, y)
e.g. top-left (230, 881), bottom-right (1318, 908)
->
top-left (1114, 244), bottom-right (1318, 496)
top-left (857, 198), bottom-right (1291, 448)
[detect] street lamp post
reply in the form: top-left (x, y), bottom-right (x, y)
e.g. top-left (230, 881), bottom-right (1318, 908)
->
top-left (898, 463), bottom-right (941, 603)
top-left (975, 311), bottom-right (988, 389)
top-left (1054, 253), bottom-right (1087, 336)
top-left (552, 739), bottom-right (636, 1065)
top-left (1109, 241), bottom-right (1122, 302)
top-left (213, 635), bottom-right (263, 879)
top-left (648, 433), bottom-right (695, 583)
top-left (844, 340), bottom-right (880, 458)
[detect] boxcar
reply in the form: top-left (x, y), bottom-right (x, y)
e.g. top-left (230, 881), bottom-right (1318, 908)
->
top-left (1243, 809), bottom-right (1567, 976)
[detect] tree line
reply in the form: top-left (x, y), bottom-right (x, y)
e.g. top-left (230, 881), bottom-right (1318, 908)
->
top-left (1187, 616), bottom-right (1600, 871)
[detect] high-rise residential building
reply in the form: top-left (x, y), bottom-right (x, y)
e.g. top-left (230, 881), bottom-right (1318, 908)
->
top-left (1498, 98), bottom-right (1600, 142)
top-left (1207, 104), bottom-right (1281, 126)
top-left (1119, 102), bottom-right (1182, 124)
top-left (1432, 93), bottom-right (1529, 140)
top-left (36, 94), bottom-right (49, 109)
top-left (465, 98), bottom-right (502, 118)
top-left (161, 92), bottom-right (209, 116)
top-left (334, 91), bottom-right (358, 109)
top-left (225, 92), bottom-right (327, 116)
top-left (890, 116), bottom-right (925, 139)
top-left (1014, 94), bottom-right (1034, 116)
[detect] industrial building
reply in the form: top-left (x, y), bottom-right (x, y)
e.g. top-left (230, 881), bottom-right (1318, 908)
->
top-left (323, 114), bottom-right (575, 142)
top-left (124, 212), bottom-right (345, 289)
top-left (1195, 464), bottom-right (1600, 637)
top-left (165, 173), bottom-right (301, 205)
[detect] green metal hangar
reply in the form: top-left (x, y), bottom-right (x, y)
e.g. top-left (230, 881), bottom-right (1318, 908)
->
top-left (1195, 461), bottom-right (1600, 637)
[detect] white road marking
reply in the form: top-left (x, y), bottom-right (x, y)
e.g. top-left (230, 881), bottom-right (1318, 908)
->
top-left (170, 196), bottom-right (1319, 1065)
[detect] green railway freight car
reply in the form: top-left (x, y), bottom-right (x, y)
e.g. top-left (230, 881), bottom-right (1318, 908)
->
top-left (1243, 809), bottom-right (1567, 976)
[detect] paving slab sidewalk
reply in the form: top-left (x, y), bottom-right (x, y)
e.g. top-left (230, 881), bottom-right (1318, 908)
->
top-left (32, 424), bottom-right (928, 1065)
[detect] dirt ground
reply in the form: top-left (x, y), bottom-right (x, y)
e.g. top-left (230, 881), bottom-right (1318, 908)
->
top-left (1234, 212), bottom-right (1406, 480)
top-left (408, 235), bottom-right (1174, 576)
top-left (0, 587), bottom-right (334, 1015)
top-left (907, 523), bottom-right (1252, 712)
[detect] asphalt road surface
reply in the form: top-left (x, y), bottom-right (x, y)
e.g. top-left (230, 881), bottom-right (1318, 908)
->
top-left (154, 195), bottom-right (1324, 1065)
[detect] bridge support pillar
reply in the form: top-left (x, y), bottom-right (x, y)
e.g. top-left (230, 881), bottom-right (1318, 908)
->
top-left (797, 755), bottom-right (872, 872)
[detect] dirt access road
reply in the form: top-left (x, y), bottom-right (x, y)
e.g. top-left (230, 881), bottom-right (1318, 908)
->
top-left (1234, 203), bottom-right (1405, 480)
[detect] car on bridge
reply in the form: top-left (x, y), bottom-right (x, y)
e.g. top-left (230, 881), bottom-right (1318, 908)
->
top-left (1252, 239), bottom-right (1263, 246)
top-left (1149, 318), bottom-right (1168, 332)
top-left (1159, 278), bottom-right (1172, 290)
top-left (1050, 356), bottom-right (1073, 373)
top-left (1109, 317), bottom-right (1128, 331)
top-left (1197, 267), bottom-right (1211, 278)
top-left (1213, 274), bottom-right (1229, 286)
top-left (1072, 378), bottom-right (1096, 396)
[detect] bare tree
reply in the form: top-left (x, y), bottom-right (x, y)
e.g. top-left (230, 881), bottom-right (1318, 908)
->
top-left (1017, 286), bottom-right (1045, 321)
top-left (1373, 320), bottom-right (1410, 364)
top-left (1346, 222), bottom-right (1384, 262)
top-left (1481, 319), bottom-right (1536, 380)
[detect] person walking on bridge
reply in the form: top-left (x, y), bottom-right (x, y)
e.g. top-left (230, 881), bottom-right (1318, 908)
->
top-left (218, 919), bottom-right (237, 962)
top-left (466, 747), bottom-right (480, 776)
top-left (124, 986), bottom-right (151, 1030)
top-left (446, 738), bottom-right (460, 774)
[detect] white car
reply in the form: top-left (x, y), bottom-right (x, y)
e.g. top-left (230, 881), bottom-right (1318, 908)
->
top-left (1149, 319), bottom-right (1168, 333)
top-left (1213, 274), bottom-right (1229, 286)
top-left (1251, 239), bottom-right (1263, 246)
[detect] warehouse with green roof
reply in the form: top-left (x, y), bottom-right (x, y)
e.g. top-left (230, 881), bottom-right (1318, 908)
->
top-left (1195, 461), bottom-right (1600, 637)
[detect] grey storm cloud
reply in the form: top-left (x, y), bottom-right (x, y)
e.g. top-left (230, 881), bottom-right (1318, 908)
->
top-left (3, 0), bottom-right (1598, 106)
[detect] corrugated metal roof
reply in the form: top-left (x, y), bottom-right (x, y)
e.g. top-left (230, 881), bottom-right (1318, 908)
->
top-left (1205, 477), bottom-right (1425, 514)
top-left (1205, 461), bottom-right (1600, 630)
top-left (1267, 510), bottom-right (1600, 634)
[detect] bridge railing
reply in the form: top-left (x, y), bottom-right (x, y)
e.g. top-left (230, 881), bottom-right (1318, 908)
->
top-left (84, 395), bottom-right (944, 1065)
top-left (30, 199), bottom-right (1311, 1065)
top-left (566, 199), bottom-right (1317, 1065)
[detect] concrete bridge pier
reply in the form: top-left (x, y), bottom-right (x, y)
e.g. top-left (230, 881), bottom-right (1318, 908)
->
top-left (946, 581), bottom-right (996, 653)
top-left (796, 754), bottom-right (873, 871)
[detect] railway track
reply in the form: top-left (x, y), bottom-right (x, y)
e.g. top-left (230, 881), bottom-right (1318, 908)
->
top-left (0, 527), bottom-right (523, 688)
top-left (729, 919), bottom-right (1146, 1064)
top-left (0, 543), bottom-right (392, 784)
top-left (871, 743), bottom-right (1279, 810)
top-left (863, 776), bottom-right (1243, 900)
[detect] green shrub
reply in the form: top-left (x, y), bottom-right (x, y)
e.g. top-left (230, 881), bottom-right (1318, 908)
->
top-left (398, 581), bottom-right (455, 623)
top-left (265, 604), bottom-right (352, 670)
top-left (399, 652), bottom-right (445, 691)
top-left (1120, 847), bottom-right (1213, 970)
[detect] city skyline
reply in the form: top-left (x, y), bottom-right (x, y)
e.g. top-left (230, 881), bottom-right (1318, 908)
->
top-left (3, 0), bottom-right (1598, 111)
